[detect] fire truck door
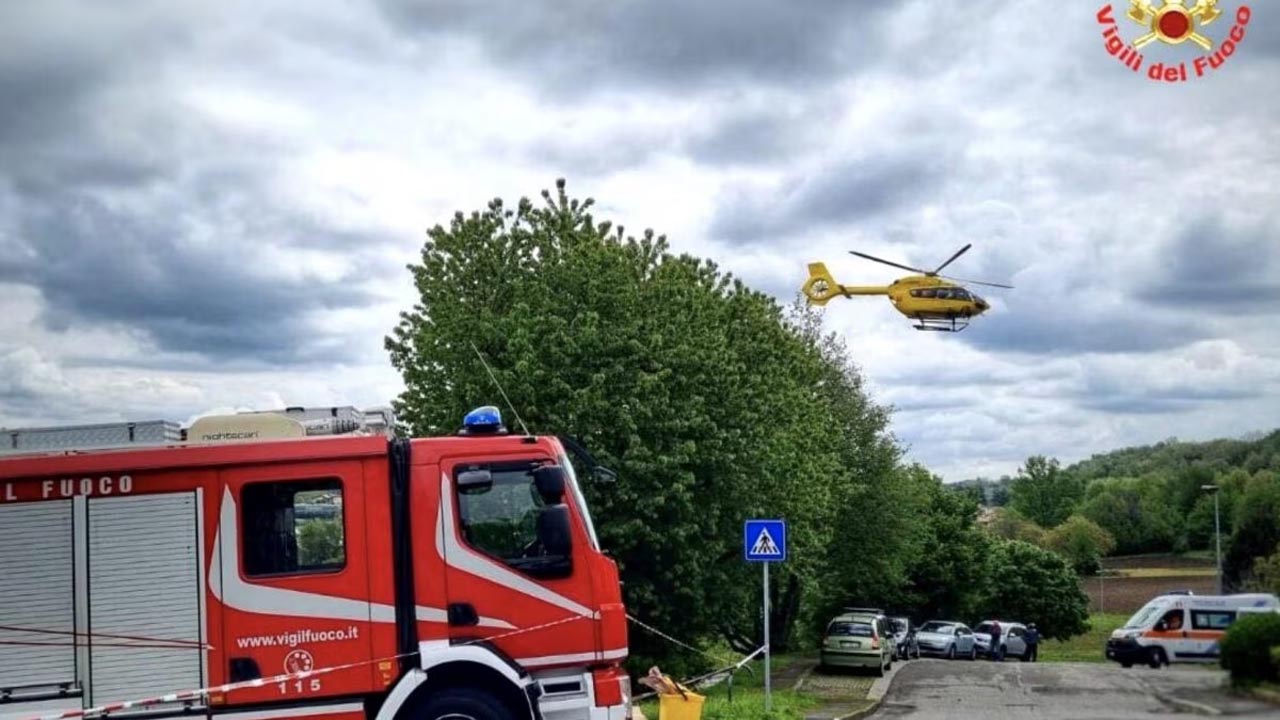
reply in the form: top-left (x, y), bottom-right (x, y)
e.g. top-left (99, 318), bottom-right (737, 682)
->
top-left (438, 457), bottom-right (599, 667)
top-left (216, 461), bottom-right (376, 703)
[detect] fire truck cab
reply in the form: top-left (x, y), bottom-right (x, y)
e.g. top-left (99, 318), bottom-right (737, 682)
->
top-left (0, 406), bottom-right (629, 720)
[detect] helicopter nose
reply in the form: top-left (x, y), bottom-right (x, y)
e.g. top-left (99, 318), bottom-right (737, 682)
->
top-left (975, 297), bottom-right (989, 311)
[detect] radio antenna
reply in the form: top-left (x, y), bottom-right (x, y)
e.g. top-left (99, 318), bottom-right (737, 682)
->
top-left (470, 341), bottom-right (532, 436)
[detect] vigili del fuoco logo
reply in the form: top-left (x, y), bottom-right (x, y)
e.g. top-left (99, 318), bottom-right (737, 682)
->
top-left (1097, 0), bottom-right (1253, 82)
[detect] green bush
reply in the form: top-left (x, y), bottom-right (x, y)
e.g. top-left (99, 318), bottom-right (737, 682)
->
top-left (1219, 612), bottom-right (1280, 686)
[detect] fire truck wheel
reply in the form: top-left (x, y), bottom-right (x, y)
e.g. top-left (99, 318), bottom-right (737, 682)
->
top-left (419, 688), bottom-right (516, 720)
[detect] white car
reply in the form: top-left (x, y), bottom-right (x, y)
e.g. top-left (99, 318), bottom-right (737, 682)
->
top-left (914, 620), bottom-right (977, 660)
top-left (973, 620), bottom-right (1029, 660)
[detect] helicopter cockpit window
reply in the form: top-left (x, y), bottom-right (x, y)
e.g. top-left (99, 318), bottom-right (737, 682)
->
top-left (921, 288), bottom-right (936, 298)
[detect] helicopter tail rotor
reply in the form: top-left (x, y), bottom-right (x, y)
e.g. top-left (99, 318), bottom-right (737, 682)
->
top-left (802, 262), bottom-right (843, 305)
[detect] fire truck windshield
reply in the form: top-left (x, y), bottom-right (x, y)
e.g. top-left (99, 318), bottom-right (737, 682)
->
top-left (560, 454), bottom-right (601, 551)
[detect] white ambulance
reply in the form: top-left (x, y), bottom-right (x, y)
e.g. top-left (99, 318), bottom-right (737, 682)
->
top-left (1105, 592), bottom-right (1280, 668)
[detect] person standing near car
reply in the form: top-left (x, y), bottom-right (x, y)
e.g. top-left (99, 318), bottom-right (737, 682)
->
top-left (1026, 623), bottom-right (1040, 662)
top-left (990, 621), bottom-right (1003, 661)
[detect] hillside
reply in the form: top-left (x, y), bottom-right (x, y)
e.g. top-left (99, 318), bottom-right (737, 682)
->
top-left (1064, 429), bottom-right (1280, 481)
top-left (965, 429), bottom-right (1280, 594)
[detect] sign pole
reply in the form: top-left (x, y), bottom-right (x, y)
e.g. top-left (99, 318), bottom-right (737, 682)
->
top-left (763, 560), bottom-right (771, 713)
top-left (745, 519), bottom-right (785, 716)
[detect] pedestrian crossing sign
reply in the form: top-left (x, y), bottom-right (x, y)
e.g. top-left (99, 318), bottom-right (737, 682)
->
top-left (744, 519), bottom-right (787, 562)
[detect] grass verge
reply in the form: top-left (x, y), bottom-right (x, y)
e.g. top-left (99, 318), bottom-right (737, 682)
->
top-left (635, 654), bottom-right (828, 720)
top-left (1114, 568), bottom-right (1217, 578)
top-left (1039, 613), bottom-right (1129, 663)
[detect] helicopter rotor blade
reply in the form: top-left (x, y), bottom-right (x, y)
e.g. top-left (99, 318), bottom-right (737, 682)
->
top-left (848, 250), bottom-right (929, 275)
top-left (942, 275), bottom-right (1014, 289)
top-left (932, 243), bottom-right (972, 275)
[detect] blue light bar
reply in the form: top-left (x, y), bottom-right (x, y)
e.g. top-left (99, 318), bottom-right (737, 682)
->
top-left (463, 405), bottom-right (503, 428)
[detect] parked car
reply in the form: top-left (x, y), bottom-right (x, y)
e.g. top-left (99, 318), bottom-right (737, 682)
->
top-left (914, 620), bottom-right (977, 660)
top-left (973, 620), bottom-right (1029, 660)
top-left (820, 608), bottom-right (895, 675)
top-left (889, 616), bottom-right (920, 660)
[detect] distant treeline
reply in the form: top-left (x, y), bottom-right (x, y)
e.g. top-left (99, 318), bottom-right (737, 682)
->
top-left (958, 432), bottom-right (1280, 593)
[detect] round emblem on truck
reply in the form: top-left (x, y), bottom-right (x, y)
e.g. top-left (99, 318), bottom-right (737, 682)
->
top-left (284, 649), bottom-right (314, 674)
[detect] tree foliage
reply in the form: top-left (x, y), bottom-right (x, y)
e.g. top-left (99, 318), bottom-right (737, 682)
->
top-left (979, 540), bottom-right (1091, 641)
top-left (1250, 544), bottom-right (1280, 596)
top-left (1043, 515), bottom-right (1115, 576)
top-left (1219, 612), bottom-right (1280, 687)
top-left (1077, 476), bottom-right (1182, 555)
top-left (1225, 472), bottom-right (1280, 589)
top-left (1009, 456), bottom-right (1084, 528)
top-left (977, 430), bottom-right (1280, 594)
top-left (985, 507), bottom-right (1047, 546)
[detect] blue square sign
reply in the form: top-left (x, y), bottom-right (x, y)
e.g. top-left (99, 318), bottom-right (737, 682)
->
top-left (744, 519), bottom-right (787, 562)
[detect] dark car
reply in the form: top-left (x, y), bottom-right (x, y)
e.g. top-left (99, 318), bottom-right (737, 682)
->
top-left (889, 616), bottom-right (919, 660)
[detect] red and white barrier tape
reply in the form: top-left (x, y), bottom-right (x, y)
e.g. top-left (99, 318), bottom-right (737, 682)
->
top-left (20, 650), bottom-right (416, 720)
top-left (18, 613), bottom-right (596, 720)
top-left (0, 624), bottom-right (210, 650)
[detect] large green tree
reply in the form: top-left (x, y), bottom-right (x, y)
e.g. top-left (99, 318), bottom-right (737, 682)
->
top-left (1043, 515), bottom-right (1115, 576)
top-left (385, 181), bottom-right (907, 670)
top-left (1009, 456), bottom-right (1084, 528)
top-left (1225, 472), bottom-right (1280, 590)
top-left (1078, 475), bottom-right (1182, 555)
top-left (980, 540), bottom-right (1091, 641)
top-left (897, 473), bottom-right (994, 621)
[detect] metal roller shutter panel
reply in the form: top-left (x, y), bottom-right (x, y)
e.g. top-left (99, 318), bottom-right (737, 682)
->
top-left (88, 494), bottom-right (202, 704)
top-left (0, 501), bottom-right (76, 691)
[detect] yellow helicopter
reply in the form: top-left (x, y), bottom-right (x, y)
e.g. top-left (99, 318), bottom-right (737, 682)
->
top-left (801, 244), bottom-right (1013, 332)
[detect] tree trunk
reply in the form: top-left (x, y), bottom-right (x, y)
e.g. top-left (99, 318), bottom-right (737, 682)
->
top-left (770, 573), bottom-right (802, 653)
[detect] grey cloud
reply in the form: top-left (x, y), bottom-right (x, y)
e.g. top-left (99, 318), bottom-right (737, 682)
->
top-left (1240, 5), bottom-right (1280, 58)
top-left (527, 127), bottom-right (672, 178)
top-left (375, 0), bottom-right (897, 96)
top-left (0, 2), bottom-right (399, 368)
top-left (964, 310), bottom-right (1207, 355)
top-left (1, 189), bottom-right (385, 366)
top-left (681, 98), bottom-right (842, 167)
top-left (889, 396), bottom-right (981, 414)
top-left (1137, 214), bottom-right (1280, 312)
top-left (1080, 391), bottom-right (1252, 415)
top-left (711, 147), bottom-right (952, 245)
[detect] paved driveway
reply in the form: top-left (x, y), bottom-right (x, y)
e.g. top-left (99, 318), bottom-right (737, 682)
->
top-left (870, 659), bottom-right (1278, 719)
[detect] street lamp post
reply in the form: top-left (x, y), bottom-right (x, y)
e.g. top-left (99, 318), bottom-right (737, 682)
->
top-left (1201, 484), bottom-right (1222, 594)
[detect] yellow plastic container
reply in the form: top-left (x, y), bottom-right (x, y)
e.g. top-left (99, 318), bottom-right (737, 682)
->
top-left (658, 690), bottom-right (705, 720)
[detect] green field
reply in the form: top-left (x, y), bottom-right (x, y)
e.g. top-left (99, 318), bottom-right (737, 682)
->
top-left (1039, 613), bottom-right (1129, 663)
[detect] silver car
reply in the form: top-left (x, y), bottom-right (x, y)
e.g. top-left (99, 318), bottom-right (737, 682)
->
top-left (974, 620), bottom-right (1029, 660)
top-left (913, 620), bottom-right (978, 660)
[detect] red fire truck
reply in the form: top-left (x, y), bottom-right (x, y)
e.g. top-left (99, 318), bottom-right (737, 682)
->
top-left (0, 406), bottom-right (630, 720)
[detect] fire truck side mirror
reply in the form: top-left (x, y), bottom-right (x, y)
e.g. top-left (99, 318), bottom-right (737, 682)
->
top-left (457, 468), bottom-right (494, 493)
top-left (537, 505), bottom-right (574, 559)
top-left (534, 465), bottom-right (566, 504)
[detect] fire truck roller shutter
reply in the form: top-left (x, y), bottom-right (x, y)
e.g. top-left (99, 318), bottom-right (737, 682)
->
top-left (88, 493), bottom-right (203, 705)
top-left (0, 501), bottom-right (76, 694)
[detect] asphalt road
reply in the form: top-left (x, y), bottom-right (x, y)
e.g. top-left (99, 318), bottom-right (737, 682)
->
top-left (870, 659), bottom-right (1280, 719)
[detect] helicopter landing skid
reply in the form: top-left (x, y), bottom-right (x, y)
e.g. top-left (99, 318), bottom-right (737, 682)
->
top-left (913, 316), bottom-right (969, 332)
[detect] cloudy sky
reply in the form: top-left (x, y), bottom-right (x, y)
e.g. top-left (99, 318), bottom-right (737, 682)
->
top-left (2, 1), bottom-right (1278, 480)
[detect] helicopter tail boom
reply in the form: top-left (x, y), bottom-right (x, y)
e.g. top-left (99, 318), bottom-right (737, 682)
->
top-left (802, 262), bottom-right (889, 305)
